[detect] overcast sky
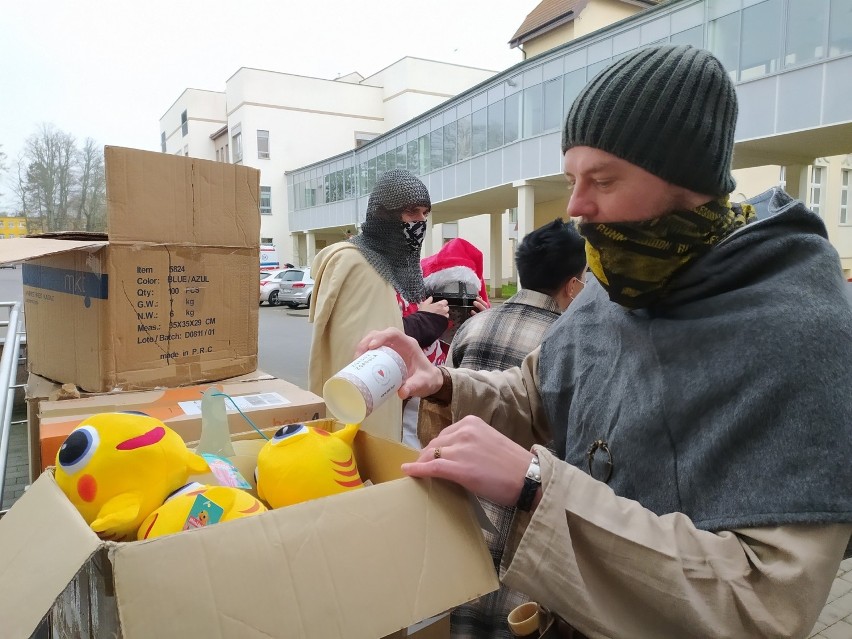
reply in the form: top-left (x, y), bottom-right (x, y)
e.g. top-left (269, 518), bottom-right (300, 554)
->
top-left (0, 0), bottom-right (530, 205)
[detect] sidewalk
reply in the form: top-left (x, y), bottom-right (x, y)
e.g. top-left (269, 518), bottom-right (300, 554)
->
top-left (1, 410), bottom-right (28, 511)
top-left (811, 557), bottom-right (852, 638)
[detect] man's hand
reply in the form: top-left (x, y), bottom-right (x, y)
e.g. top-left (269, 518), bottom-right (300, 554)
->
top-left (471, 296), bottom-right (490, 316)
top-left (355, 328), bottom-right (444, 398)
top-left (402, 416), bottom-right (533, 507)
top-left (418, 296), bottom-right (450, 318)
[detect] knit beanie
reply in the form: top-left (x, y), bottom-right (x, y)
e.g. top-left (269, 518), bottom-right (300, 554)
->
top-left (562, 44), bottom-right (737, 197)
top-left (350, 169), bottom-right (431, 302)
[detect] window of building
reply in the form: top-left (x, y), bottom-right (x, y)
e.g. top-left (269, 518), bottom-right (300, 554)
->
top-left (354, 132), bottom-right (379, 149)
top-left (260, 186), bottom-right (272, 215)
top-left (418, 135), bottom-right (431, 175)
top-left (740, 0), bottom-right (782, 80)
top-left (442, 222), bottom-right (459, 241)
top-left (457, 115), bottom-right (472, 161)
top-left (471, 108), bottom-right (487, 156)
top-left (396, 145), bottom-right (407, 171)
top-left (257, 130), bottom-right (270, 159)
top-left (225, 144), bottom-right (229, 162)
top-left (443, 122), bottom-right (457, 166)
top-left (543, 77), bottom-right (563, 132)
top-left (487, 100), bottom-right (504, 151)
top-left (232, 131), bottom-right (242, 162)
top-left (829, 0), bottom-right (852, 56)
top-left (345, 167), bottom-right (356, 198)
top-left (19, 221), bottom-right (25, 228)
top-left (809, 165), bottom-right (825, 216)
top-left (841, 169), bottom-right (850, 224)
top-left (708, 11), bottom-right (741, 80)
top-left (261, 237), bottom-right (274, 245)
top-left (160, 131), bottom-right (167, 153)
top-left (523, 84), bottom-right (543, 137)
top-left (785, 0), bottom-right (829, 67)
top-left (670, 25), bottom-right (704, 48)
top-left (504, 92), bottom-right (521, 145)
top-left (0, 221), bottom-right (4, 228)
top-left (407, 140), bottom-right (420, 175)
top-left (368, 157), bottom-right (378, 192)
top-left (181, 110), bottom-right (188, 137)
top-left (430, 129), bottom-right (443, 171)
top-left (358, 163), bottom-right (369, 196)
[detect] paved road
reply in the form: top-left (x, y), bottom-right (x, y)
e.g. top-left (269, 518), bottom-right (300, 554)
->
top-left (257, 303), bottom-right (311, 390)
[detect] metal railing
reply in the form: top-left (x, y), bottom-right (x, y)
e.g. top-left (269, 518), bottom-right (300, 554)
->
top-left (0, 301), bottom-right (25, 515)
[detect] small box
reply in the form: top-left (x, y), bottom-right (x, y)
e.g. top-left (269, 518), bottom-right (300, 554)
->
top-left (3, 146), bottom-right (261, 393)
top-left (0, 420), bottom-right (499, 639)
top-left (33, 374), bottom-right (325, 474)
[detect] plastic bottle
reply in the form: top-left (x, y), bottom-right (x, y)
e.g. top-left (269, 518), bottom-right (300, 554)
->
top-left (196, 388), bottom-right (236, 458)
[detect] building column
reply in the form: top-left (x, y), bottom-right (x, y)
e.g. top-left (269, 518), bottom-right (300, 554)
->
top-left (489, 211), bottom-right (503, 298)
top-left (306, 231), bottom-right (317, 267)
top-left (291, 235), bottom-right (301, 267)
top-left (783, 164), bottom-right (810, 201)
top-left (423, 215), bottom-right (434, 257)
top-left (514, 181), bottom-right (535, 290)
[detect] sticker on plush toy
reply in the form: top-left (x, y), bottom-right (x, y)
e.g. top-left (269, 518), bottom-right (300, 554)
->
top-left (201, 453), bottom-right (251, 489)
top-left (183, 494), bottom-right (224, 530)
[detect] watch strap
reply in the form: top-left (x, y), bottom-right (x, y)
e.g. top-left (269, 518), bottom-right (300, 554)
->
top-left (516, 455), bottom-right (541, 512)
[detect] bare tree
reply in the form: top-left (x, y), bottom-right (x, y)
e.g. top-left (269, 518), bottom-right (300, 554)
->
top-left (13, 124), bottom-right (106, 233)
top-left (76, 138), bottom-right (106, 232)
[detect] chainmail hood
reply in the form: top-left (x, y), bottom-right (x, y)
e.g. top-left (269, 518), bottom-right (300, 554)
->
top-left (351, 169), bottom-right (430, 302)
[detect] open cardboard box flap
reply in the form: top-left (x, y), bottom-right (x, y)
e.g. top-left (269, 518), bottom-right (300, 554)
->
top-left (0, 424), bottom-right (499, 639)
top-left (0, 236), bottom-right (109, 265)
top-left (0, 470), bottom-right (102, 638)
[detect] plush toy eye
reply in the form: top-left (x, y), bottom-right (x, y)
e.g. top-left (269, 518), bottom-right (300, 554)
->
top-left (58, 425), bottom-right (100, 474)
top-left (271, 423), bottom-right (308, 445)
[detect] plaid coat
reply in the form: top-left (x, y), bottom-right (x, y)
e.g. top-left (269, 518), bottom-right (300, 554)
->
top-left (446, 289), bottom-right (561, 639)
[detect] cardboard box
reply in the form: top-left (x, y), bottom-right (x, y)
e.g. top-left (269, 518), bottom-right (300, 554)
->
top-left (30, 373), bottom-right (325, 475)
top-left (0, 421), bottom-right (499, 639)
top-left (2, 146), bottom-right (260, 393)
top-left (25, 370), bottom-right (280, 482)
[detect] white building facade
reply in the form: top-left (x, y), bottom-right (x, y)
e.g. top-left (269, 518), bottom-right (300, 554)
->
top-left (159, 59), bottom-right (502, 266)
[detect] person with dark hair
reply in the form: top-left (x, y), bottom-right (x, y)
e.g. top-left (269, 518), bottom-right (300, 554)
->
top-left (357, 45), bottom-right (852, 637)
top-left (449, 219), bottom-right (586, 372)
top-left (441, 218), bottom-right (585, 639)
top-left (309, 169), bottom-right (448, 441)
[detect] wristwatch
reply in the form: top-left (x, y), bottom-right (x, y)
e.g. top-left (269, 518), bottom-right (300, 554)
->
top-left (515, 455), bottom-right (541, 512)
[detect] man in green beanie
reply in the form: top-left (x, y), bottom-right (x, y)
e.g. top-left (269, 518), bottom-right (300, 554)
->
top-left (357, 44), bottom-right (852, 638)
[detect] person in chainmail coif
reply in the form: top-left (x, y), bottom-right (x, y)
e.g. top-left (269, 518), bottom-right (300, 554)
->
top-left (308, 169), bottom-right (448, 442)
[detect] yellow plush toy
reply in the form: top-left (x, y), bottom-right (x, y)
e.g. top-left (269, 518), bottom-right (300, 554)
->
top-left (137, 483), bottom-right (267, 540)
top-left (54, 412), bottom-right (209, 541)
top-left (256, 422), bottom-right (363, 508)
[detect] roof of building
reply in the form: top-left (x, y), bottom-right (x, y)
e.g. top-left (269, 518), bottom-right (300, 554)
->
top-left (509, 0), bottom-right (660, 48)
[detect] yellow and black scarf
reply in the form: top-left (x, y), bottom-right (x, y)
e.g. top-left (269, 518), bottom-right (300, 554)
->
top-left (579, 197), bottom-right (755, 308)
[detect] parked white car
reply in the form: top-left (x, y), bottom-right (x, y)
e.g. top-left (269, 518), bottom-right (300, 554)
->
top-left (260, 269), bottom-right (291, 306)
top-left (276, 268), bottom-right (314, 309)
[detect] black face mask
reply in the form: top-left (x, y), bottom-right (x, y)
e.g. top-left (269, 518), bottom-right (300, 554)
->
top-left (403, 221), bottom-right (427, 252)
